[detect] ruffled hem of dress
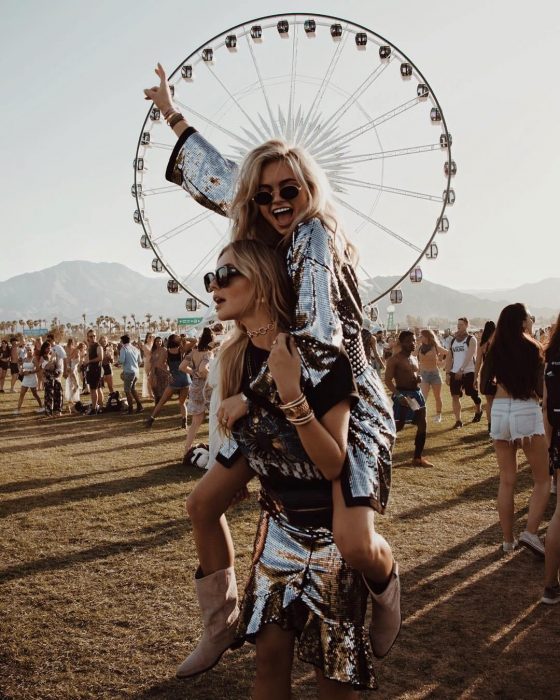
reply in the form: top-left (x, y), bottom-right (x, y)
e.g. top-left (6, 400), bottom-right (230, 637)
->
top-left (235, 591), bottom-right (377, 691)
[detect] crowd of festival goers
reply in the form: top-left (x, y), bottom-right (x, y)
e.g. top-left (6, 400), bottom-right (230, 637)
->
top-left (1, 310), bottom-right (559, 607)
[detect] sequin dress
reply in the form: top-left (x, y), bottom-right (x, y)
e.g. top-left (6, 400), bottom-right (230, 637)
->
top-left (166, 129), bottom-right (395, 513)
top-left (217, 343), bottom-right (376, 691)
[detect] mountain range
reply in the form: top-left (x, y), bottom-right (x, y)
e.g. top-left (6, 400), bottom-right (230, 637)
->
top-left (0, 261), bottom-right (558, 327)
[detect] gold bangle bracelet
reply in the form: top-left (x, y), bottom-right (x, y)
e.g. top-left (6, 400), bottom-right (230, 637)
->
top-left (287, 411), bottom-right (315, 426)
top-left (279, 393), bottom-right (305, 410)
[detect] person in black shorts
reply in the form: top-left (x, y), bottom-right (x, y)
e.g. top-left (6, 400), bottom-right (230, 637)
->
top-left (85, 330), bottom-right (104, 415)
top-left (444, 317), bottom-right (483, 428)
top-left (0, 339), bottom-right (11, 392)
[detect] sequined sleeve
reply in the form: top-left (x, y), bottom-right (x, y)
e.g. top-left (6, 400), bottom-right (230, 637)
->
top-left (286, 218), bottom-right (345, 386)
top-left (165, 128), bottom-right (237, 216)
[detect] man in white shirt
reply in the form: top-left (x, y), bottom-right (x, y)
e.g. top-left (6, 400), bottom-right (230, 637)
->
top-left (444, 317), bottom-right (483, 428)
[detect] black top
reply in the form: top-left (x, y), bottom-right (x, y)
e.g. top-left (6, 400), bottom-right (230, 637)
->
top-left (217, 342), bottom-right (358, 483)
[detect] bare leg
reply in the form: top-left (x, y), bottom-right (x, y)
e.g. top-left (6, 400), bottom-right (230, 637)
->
top-left (186, 457), bottom-right (254, 575)
top-left (420, 381), bottom-right (431, 408)
top-left (521, 435), bottom-right (551, 534)
top-left (315, 669), bottom-right (359, 700)
top-left (493, 440), bottom-right (518, 543)
top-left (16, 387), bottom-right (28, 410)
top-left (30, 387), bottom-right (43, 407)
top-left (485, 395), bottom-right (493, 426)
top-left (178, 387), bottom-right (189, 419)
top-left (332, 480), bottom-right (393, 583)
top-left (0, 368), bottom-right (5, 391)
top-left (544, 488), bottom-right (560, 588)
top-left (452, 395), bottom-right (462, 422)
top-left (253, 624), bottom-right (295, 700)
top-left (432, 382), bottom-right (443, 415)
top-left (105, 375), bottom-right (114, 393)
top-left (184, 412), bottom-right (205, 454)
top-left (150, 386), bottom-right (174, 418)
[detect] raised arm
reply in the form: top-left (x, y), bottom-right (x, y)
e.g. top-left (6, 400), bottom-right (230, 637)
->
top-left (144, 63), bottom-right (237, 216)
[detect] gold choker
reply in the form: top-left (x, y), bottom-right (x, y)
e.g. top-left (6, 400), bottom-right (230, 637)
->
top-left (245, 322), bottom-right (276, 338)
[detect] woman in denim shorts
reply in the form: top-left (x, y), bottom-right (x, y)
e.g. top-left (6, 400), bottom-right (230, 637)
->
top-left (481, 303), bottom-right (549, 555)
top-left (417, 329), bottom-right (446, 423)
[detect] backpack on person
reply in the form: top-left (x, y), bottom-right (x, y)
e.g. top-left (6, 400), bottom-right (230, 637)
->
top-left (105, 390), bottom-right (126, 412)
top-left (450, 334), bottom-right (473, 349)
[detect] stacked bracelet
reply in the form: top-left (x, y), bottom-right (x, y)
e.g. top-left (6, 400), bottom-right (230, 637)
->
top-left (163, 106), bottom-right (176, 120)
top-left (168, 112), bottom-right (186, 128)
top-left (279, 393), bottom-right (315, 425)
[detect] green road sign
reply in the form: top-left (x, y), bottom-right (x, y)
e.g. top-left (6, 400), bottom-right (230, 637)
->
top-left (177, 317), bottom-right (204, 326)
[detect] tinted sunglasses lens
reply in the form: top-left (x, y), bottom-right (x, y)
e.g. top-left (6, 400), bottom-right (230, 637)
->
top-left (216, 266), bottom-right (233, 287)
top-left (253, 191), bottom-right (272, 205)
top-left (203, 272), bottom-right (215, 293)
top-left (280, 185), bottom-right (300, 200)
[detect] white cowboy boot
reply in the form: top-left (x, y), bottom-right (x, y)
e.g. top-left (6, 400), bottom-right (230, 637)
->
top-left (176, 566), bottom-right (240, 678)
top-left (363, 561), bottom-right (401, 658)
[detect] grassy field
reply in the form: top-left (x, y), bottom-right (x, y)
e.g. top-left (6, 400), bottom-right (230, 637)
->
top-left (1, 378), bottom-right (558, 700)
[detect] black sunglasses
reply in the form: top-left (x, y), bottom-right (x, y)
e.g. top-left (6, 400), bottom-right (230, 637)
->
top-left (252, 184), bottom-right (301, 206)
top-left (204, 265), bottom-right (242, 293)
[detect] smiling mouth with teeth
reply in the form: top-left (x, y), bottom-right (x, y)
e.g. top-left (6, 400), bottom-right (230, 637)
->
top-left (272, 206), bottom-right (293, 219)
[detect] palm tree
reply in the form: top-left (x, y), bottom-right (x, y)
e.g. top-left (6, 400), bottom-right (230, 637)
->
top-left (131, 314), bottom-right (136, 332)
top-left (145, 313), bottom-right (152, 333)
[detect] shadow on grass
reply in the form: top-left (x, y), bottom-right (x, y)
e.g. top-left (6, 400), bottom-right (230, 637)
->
top-left (0, 521), bottom-right (189, 584)
top-left (0, 485), bottom-right (260, 584)
top-left (133, 645), bottom-right (255, 699)
top-left (0, 462), bottom-right (172, 495)
top-left (0, 463), bottom-right (190, 519)
top-left (390, 524), bottom-right (557, 699)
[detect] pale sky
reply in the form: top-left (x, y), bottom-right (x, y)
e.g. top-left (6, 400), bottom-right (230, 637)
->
top-left (2, 0), bottom-right (559, 292)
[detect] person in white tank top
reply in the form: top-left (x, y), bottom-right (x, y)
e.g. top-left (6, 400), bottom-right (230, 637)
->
top-left (444, 317), bottom-right (483, 428)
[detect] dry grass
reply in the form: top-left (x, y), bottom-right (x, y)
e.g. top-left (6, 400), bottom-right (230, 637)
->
top-left (1, 380), bottom-right (558, 700)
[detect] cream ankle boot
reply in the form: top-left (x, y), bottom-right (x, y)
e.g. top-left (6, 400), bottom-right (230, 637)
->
top-left (363, 561), bottom-right (401, 658)
top-left (176, 566), bottom-right (240, 678)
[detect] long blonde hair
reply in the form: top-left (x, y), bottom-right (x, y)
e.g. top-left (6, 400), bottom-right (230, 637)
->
top-left (217, 240), bottom-right (294, 406)
top-left (230, 139), bottom-right (356, 263)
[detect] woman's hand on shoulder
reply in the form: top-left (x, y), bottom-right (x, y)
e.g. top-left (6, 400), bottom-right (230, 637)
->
top-left (269, 334), bottom-right (301, 403)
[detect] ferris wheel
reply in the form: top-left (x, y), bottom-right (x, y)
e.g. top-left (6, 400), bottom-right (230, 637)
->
top-left (133, 13), bottom-right (454, 315)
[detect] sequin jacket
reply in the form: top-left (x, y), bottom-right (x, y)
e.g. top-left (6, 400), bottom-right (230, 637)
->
top-left (166, 129), bottom-right (395, 512)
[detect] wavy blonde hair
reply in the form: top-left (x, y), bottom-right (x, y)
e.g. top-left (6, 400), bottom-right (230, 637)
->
top-left (230, 139), bottom-right (356, 263)
top-left (217, 239), bottom-right (294, 408)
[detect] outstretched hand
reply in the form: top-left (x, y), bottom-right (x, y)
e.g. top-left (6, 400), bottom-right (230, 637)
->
top-left (143, 63), bottom-right (174, 113)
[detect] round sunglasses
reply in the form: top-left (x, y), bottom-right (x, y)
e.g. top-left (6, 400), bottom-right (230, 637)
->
top-left (204, 265), bottom-right (242, 293)
top-left (252, 184), bottom-right (301, 206)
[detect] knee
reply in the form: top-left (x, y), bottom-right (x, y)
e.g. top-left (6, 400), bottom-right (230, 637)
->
top-left (334, 529), bottom-right (378, 570)
top-left (185, 488), bottom-right (213, 524)
top-left (499, 472), bottom-right (517, 489)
